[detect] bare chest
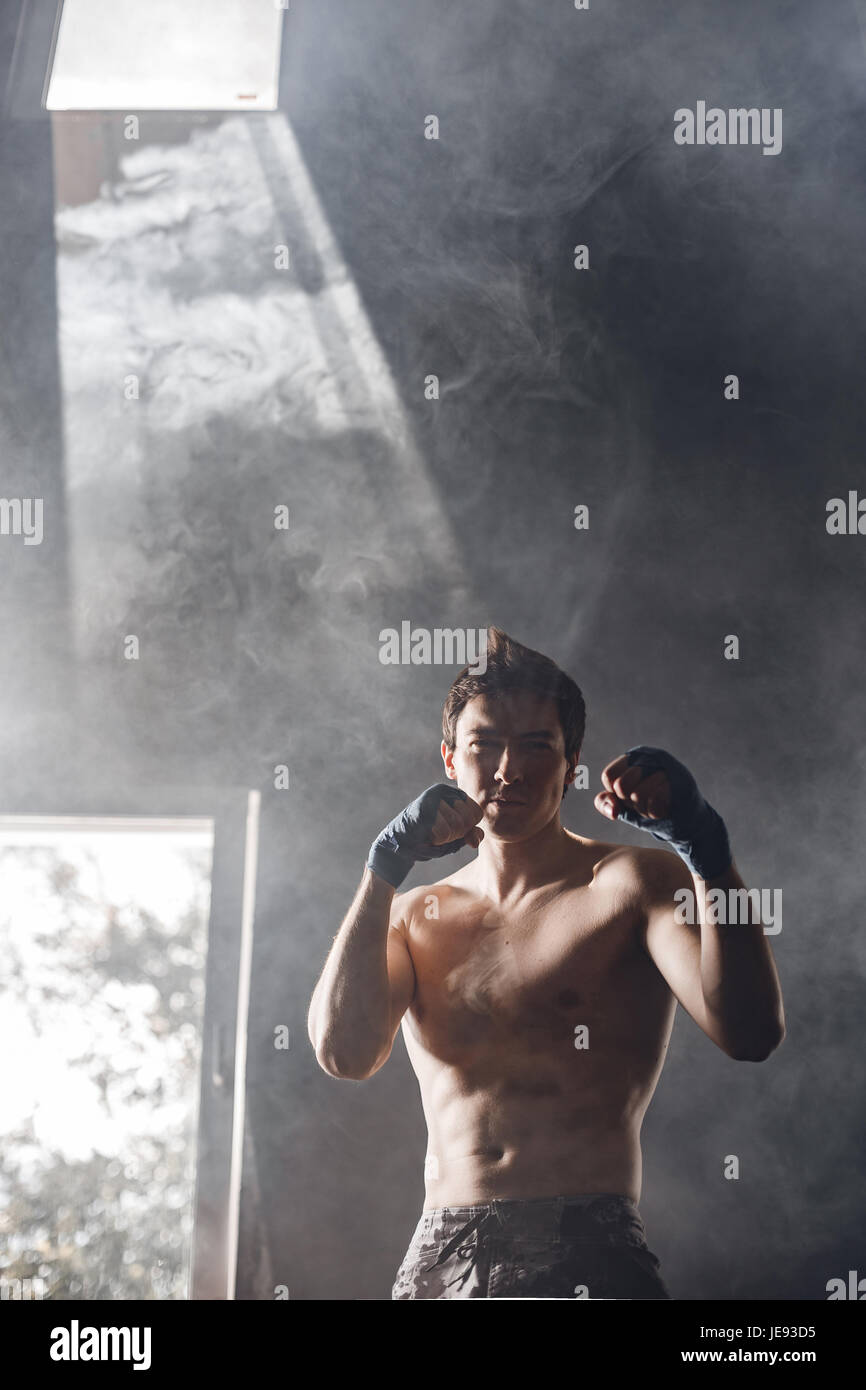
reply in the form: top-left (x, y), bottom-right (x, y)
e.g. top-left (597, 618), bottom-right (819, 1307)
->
top-left (403, 885), bottom-right (643, 1057)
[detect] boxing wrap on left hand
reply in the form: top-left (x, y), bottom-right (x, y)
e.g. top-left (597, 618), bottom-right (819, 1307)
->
top-left (367, 784), bottom-right (473, 889)
top-left (615, 746), bottom-right (732, 881)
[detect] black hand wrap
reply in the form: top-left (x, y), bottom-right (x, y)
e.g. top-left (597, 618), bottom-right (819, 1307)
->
top-left (613, 746), bottom-right (732, 881)
top-left (367, 784), bottom-right (471, 889)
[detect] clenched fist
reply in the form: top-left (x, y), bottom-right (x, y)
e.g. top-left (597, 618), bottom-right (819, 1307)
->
top-left (594, 745), bottom-right (731, 881)
top-left (367, 784), bottom-right (484, 889)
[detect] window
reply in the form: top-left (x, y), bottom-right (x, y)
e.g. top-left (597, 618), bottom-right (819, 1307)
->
top-left (45, 0), bottom-right (284, 111)
top-left (0, 788), bottom-right (259, 1300)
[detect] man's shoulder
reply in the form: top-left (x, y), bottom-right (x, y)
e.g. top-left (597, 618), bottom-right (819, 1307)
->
top-left (389, 876), bottom-right (466, 928)
top-left (574, 833), bottom-right (691, 895)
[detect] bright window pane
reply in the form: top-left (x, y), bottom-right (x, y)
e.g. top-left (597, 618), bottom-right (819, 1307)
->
top-left (0, 820), bottom-right (213, 1300)
top-left (46, 0), bottom-right (284, 111)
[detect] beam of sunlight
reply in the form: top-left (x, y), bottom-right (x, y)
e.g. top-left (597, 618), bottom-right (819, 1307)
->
top-left (51, 111), bottom-right (468, 671)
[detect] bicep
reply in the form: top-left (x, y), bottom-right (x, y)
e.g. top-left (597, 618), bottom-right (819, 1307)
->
top-left (643, 906), bottom-right (716, 1040)
top-left (386, 923), bottom-right (416, 1038)
top-left (640, 858), bottom-right (726, 1051)
top-left (370, 893), bottom-right (417, 1071)
top-left (362, 902), bottom-right (417, 1077)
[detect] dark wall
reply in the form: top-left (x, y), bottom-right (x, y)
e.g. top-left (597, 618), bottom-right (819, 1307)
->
top-left (2, 0), bottom-right (864, 1299)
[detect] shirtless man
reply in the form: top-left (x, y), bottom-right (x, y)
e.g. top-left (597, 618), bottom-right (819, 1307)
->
top-left (307, 628), bottom-right (786, 1299)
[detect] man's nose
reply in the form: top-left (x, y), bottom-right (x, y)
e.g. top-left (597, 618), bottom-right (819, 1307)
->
top-left (494, 748), bottom-right (523, 782)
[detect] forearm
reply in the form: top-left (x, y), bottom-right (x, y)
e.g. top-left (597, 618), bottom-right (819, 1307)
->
top-left (308, 867), bottom-right (396, 1078)
top-left (695, 860), bottom-right (786, 1060)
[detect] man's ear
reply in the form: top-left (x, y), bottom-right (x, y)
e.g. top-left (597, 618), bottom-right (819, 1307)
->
top-left (441, 740), bottom-right (457, 780)
top-left (564, 748), bottom-right (581, 787)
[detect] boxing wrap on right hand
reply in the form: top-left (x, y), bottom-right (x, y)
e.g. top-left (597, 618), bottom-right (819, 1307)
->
top-left (615, 746), bottom-right (732, 882)
top-left (367, 783), bottom-right (473, 889)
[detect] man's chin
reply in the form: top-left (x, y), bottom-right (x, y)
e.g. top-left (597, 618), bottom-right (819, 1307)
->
top-left (484, 802), bottom-right (534, 836)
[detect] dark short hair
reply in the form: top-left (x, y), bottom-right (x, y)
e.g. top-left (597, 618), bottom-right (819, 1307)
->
top-left (442, 627), bottom-right (585, 796)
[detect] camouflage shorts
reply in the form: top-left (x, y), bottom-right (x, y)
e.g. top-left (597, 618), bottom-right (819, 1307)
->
top-left (391, 1193), bottom-right (671, 1300)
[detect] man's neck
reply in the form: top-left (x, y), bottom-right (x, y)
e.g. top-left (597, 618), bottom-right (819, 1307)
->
top-left (473, 814), bottom-right (582, 906)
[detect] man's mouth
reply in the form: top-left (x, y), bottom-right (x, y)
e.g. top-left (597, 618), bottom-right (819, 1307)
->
top-left (490, 796), bottom-right (527, 805)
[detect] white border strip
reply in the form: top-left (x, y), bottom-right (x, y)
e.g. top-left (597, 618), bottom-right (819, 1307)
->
top-left (0, 815), bottom-right (214, 834)
top-left (225, 788), bottom-right (261, 1300)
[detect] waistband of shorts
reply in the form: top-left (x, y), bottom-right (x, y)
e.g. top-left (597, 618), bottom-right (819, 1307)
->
top-left (414, 1192), bottom-right (647, 1245)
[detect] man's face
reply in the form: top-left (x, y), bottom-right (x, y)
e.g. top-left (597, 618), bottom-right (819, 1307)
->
top-left (442, 690), bottom-right (577, 840)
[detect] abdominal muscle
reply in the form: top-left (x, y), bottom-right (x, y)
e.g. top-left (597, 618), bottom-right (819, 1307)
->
top-left (409, 1044), bottom-right (650, 1209)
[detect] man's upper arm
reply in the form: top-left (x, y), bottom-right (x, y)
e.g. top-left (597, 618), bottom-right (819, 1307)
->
top-left (380, 893), bottom-right (417, 1061)
top-left (637, 850), bottom-right (728, 1053)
